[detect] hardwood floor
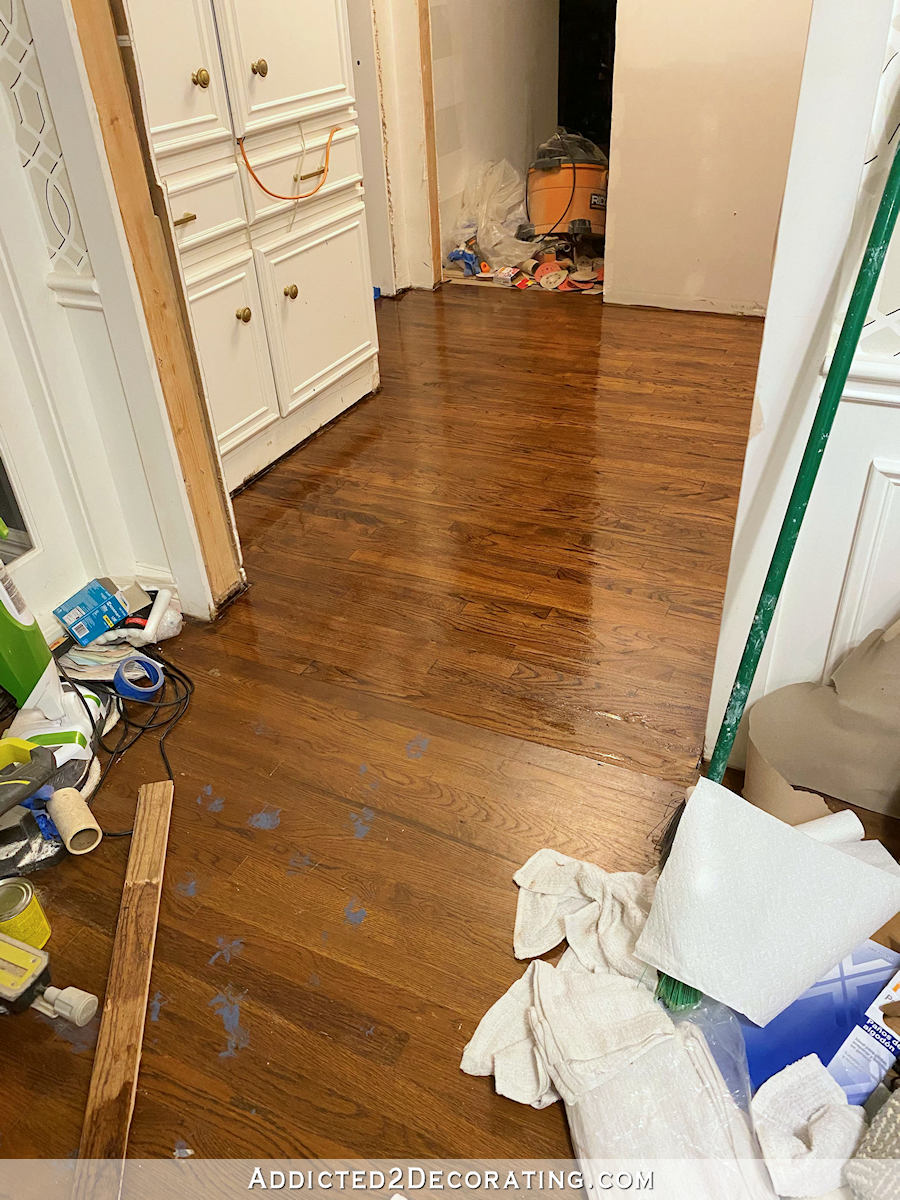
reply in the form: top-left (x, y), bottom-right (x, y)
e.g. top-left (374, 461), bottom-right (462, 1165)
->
top-left (0, 288), bottom-right (762, 1159)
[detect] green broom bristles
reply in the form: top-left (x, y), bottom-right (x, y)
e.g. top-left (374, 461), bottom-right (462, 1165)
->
top-left (655, 971), bottom-right (702, 1012)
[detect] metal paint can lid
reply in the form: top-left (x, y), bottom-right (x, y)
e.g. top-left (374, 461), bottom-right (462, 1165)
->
top-left (0, 877), bottom-right (34, 920)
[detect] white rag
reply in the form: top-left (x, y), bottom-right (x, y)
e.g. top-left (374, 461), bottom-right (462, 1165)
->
top-left (751, 1055), bottom-right (867, 1197)
top-left (462, 848), bottom-right (779, 1199)
top-left (513, 848), bottom-right (656, 983)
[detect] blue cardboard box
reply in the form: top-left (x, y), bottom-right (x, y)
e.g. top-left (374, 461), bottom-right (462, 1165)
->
top-left (53, 577), bottom-right (128, 646)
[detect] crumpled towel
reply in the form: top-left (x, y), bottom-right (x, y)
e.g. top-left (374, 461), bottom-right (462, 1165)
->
top-left (463, 959), bottom-right (774, 1198)
top-left (513, 848), bottom-right (656, 983)
top-left (460, 962), bottom-right (559, 1108)
top-left (751, 1055), bottom-right (867, 1197)
top-left (846, 1088), bottom-right (900, 1200)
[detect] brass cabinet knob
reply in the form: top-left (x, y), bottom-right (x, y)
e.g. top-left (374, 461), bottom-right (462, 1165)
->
top-left (191, 67), bottom-right (211, 88)
top-left (235, 306), bottom-right (252, 323)
top-left (283, 283), bottom-right (299, 300)
top-left (173, 211), bottom-right (197, 228)
top-left (251, 58), bottom-right (269, 77)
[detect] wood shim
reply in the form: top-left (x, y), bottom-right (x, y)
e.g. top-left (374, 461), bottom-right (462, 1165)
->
top-left (77, 781), bottom-right (174, 1172)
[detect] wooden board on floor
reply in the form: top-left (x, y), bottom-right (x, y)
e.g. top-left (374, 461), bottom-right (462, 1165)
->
top-left (78, 782), bottom-right (173, 1163)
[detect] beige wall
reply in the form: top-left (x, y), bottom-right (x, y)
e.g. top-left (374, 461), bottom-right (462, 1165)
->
top-left (605, 0), bottom-right (813, 315)
top-left (429, 0), bottom-right (559, 251)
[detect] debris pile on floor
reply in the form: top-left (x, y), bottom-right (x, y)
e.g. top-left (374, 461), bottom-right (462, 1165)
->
top-left (0, 557), bottom-right (190, 1041)
top-left (462, 777), bottom-right (900, 1199)
top-left (444, 130), bottom-right (607, 296)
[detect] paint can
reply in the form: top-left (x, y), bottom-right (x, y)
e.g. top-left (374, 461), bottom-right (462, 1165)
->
top-left (0, 878), bottom-right (51, 948)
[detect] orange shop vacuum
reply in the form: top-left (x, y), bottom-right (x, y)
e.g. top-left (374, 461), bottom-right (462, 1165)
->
top-left (522, 129), bottom-right (609, 239)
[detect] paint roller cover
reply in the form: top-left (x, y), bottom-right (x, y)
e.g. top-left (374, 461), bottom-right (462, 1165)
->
top-left (635, 779), bottom-right (900, 1027)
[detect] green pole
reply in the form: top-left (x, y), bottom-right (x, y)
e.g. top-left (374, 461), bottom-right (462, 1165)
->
top-left (708, 140), bottom-right (900, 783)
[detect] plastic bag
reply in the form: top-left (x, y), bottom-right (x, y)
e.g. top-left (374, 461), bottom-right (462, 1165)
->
top-left (674, 997), bottom-right (754, 1114)
top-left (445, 160), bottom-right (534, 267)
top-left (535, 127), bottom-right (609, 167)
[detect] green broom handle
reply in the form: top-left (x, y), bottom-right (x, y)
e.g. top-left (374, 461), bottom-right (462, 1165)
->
top-left (708, 140), bottom-right (900, 784)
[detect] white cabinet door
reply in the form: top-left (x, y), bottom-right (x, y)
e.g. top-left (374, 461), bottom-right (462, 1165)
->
top-left (185, 253), bottom-right (280, 483)
top-left (255, 205), bottom-right (377, 416)
top-left (212, 0), bottom-right (355, 136)
top-left (125, 0), bottom-right (232, 159)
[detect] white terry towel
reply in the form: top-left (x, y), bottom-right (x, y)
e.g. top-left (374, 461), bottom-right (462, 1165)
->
top-left (751, 1055), bottom-right (867, 1197)
top-left (460, 962), bottom-right (559, 1108)
top-left (513, 848), bottom-right (656, 983)
top-left (462, 958), bottom-right (775, 1199)
top-left (527, 961), bottom-right (671, 1105)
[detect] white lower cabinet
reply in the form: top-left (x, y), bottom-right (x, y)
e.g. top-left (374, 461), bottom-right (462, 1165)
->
top-left (185, 252), bottom-right (280, 485)
top-left (256, 205), bottom-right (378, 416)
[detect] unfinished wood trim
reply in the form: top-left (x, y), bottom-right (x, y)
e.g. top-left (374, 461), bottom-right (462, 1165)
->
top-left (416, 0), bottom-right (442, 287)
top-left (77, 781), bottom-right (173, 1165)
top-left (68, 0), bottom-right (243, 608)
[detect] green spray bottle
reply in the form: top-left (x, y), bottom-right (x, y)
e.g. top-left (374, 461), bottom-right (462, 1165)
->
top-left (0, 520), bottom-right (65, 719)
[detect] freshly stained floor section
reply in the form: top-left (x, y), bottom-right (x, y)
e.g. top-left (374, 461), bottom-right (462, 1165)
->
top-left (0, 288), bottom-right (762, 1157)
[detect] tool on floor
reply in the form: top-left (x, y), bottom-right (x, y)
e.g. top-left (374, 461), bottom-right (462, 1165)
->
top-left (655, 137), bottom-right (900, 1012)
top-left (0, 929), bottom-right (97, 1026)
top-left (0, 556), bottom-right (114, 874)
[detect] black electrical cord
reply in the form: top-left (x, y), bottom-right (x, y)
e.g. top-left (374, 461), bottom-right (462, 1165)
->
top-left (55, 648), bottom-right (193, 838)
top-left (526, 152), bottom-right (578, 240)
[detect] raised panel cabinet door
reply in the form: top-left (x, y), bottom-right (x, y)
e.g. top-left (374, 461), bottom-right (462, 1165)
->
top-left (256, 207), bottom-right (377, 416)
top-left (185, 254), bottom-right (280, 465)
top-left (125, 0), bottom-right (232, 159)
top-left (213, 0), bottom-right (354, 136)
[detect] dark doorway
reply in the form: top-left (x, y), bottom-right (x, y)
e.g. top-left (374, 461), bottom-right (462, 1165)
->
top-left (558, 0), bottom-right (617, 155)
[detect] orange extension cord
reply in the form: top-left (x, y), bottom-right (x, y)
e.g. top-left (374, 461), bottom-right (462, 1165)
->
top-left (237, 127), bottom-right (341, 201)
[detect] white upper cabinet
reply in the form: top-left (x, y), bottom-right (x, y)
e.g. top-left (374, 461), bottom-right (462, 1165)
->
top-left (125, 0), bottom-right (232, 159)
top-left (212, 0), bottom-right (355, 136)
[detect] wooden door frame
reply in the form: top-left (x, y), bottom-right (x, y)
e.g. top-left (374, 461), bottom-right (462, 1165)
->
top-left (28, 0), bottom-right (244, 613)
top-left (366, 0), bottom-right (441, 291)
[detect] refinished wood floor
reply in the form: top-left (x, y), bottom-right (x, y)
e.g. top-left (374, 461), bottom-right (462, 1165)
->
top-left (1, 288), bottom-right (762, 1158)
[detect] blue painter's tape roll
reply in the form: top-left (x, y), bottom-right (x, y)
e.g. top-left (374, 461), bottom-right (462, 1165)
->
top-left (114, 655), bottom-right (164, 700)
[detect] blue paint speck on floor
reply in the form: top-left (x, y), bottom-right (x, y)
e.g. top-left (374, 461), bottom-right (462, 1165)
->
top-left (207, 795), bottom-right (224, 813)
top-left (359, 763), bottom-right (367, 774)
top-left (174, 1140), bottom-right (194, 1158)
top-left (344, 898), bottom-right (367, 926)
top-left (35, 1011), bottom-right (99, 1054)
top-left (350, 806), bottom-right (375, 839)
top-left (209, 985), bottom-right (250, 1058)
top-left (405, 734), bottom-right (430, 759)
top-left (149, 990), bottom-right (168, 1021)
top-left (308, 972), bottom-right (321, 987)
top-left (209, 936), bottom-right (244, 966)
top-left (248, 805), bottom-right (281, 830)
top-left (321, 930), bottom-right (329, 942)
top-left (176, 874), bottom-right (198, 897)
